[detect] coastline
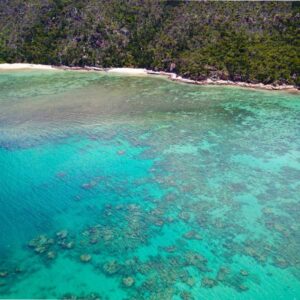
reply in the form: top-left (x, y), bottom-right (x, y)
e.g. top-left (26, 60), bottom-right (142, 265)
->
top-left (0, 63), bottom-right (298, 93)
top-left (147, 70), bottom-right (299, 92)
top-left (0, 63), bottom-right (55, 71)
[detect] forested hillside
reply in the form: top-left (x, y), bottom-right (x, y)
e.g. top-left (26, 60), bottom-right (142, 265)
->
top-left (0, 1), bottom-right (299, 86)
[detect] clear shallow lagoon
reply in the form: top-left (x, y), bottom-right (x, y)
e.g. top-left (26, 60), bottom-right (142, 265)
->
top-left (0, 69), bottom-right (300, 300)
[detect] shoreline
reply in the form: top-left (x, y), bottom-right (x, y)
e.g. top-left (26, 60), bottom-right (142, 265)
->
top-left (0, 63), bottom-right (299, 93)
top-left (0, 63), bottom-right (55, 71)
top-left (147, 70), bottom-right (299, 92)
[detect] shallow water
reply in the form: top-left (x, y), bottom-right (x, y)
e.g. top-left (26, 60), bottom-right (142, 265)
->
top-left (0, 69), bottom-right (300, 300)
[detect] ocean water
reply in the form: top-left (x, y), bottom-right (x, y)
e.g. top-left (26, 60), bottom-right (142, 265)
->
top-left (0, 69), bottom-right (300, 300)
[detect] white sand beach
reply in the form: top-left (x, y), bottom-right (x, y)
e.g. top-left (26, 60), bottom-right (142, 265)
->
top-left (0, 63), bottom-right (55, 70)
top-left (107, 68), bottom-right (148, 75)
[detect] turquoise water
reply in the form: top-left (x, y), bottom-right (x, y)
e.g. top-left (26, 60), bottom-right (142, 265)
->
top-left (0, 69), bottom-right (300, 300)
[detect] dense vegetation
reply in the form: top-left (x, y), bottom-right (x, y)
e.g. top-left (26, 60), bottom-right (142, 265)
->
top-left (0, 1), bottom-right (299, 86)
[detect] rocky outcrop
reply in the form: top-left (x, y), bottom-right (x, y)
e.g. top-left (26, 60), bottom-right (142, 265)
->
top-left (147, 70), bottom-right (299, 92)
